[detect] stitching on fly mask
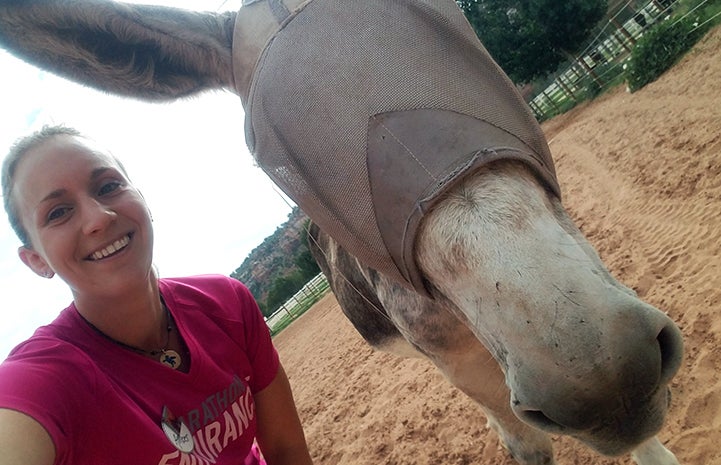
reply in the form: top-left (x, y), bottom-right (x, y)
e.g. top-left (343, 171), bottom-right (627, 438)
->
top-left (233, 0), bottom-right (561, 296)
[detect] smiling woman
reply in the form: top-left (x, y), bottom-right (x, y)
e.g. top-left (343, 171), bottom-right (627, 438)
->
top-left (0, 125), bottom-right (313, 465)
top-left (0, 51), bottom-right (292, 359)
top-left (0, 26), bottom-right (292, 360)
top-left (8, 130), bottom-right (154, 296)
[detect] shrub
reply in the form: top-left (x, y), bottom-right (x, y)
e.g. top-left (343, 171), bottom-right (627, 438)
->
top-left (624, 14), bottom-right (711, 92)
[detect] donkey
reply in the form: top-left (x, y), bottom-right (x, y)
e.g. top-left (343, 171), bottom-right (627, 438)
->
top-left (0, 1), bottom-right (684, 464)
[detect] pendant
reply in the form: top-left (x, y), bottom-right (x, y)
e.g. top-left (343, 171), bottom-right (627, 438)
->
top-left (159, 349), bottom-right (182, 369)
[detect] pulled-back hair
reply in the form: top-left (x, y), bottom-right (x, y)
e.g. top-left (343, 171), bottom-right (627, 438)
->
top-left (2, 125), bottom-right (82, 246)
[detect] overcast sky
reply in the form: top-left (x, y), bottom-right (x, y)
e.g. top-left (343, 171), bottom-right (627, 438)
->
top-left (0, 0), bottom-right (295, 357)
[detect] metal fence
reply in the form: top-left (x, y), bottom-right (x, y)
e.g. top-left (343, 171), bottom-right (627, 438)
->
top-left (265, 273), bottom-right (330, 333)
top-left (528, 0), bottom-right (715, 120)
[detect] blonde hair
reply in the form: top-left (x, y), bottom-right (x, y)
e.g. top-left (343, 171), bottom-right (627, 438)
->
top-left (2, 125), bottom-right (129, 247)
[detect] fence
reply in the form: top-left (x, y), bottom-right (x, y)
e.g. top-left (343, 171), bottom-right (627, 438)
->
top-left (528, 0), bottom-right (714, 120)
top-left (265, 272), bottom-right (330, 335)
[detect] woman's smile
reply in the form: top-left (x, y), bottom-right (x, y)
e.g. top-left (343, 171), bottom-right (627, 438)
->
top-left (86, 233), bottom-right (132, 261)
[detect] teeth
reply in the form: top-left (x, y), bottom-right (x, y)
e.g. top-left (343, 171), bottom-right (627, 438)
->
top-left (91, 235), bottom-right (130, 260)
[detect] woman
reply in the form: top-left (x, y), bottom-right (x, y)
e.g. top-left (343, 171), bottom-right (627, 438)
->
top-left (0, 125), bottom-right (313, 465)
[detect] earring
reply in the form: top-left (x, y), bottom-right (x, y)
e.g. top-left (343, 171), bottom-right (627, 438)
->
top-left (43, 271), bottom-right (54, 279)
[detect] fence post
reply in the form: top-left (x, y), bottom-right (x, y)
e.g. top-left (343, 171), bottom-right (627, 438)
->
top-left (611, 19), bottom-right (636, 48)
top-left (541, 89), bottom-right (561, 114)
top-left (576, 55), bottom-right (606, 87)
top-left (568, 63), bottom-right (584, 81)
top-left (651, 0), bottom-right (672, 14)
top-left (599, 39), bottom-right (617, 60)
top-left (529, 100), bottom-right (546, 121)
top-left (556, 75), bottom-right (578, 102)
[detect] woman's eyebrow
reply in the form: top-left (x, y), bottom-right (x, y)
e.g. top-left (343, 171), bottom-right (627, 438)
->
top-left (38, 166), bottom-right (112, 205)
top-left (90, 167), bottom-right (111, 180)
top-left (39, 189), bottom-right (66, 204)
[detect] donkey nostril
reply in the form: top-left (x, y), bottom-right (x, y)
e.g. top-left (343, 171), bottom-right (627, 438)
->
top-left (656, 323), bottom-right (683, 385)
top-left (515, 408), bottom-right (566, 434)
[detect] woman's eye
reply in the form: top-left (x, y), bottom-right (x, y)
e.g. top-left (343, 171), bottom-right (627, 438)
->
top-left (47, 207), bottom-right (72, 222)
top-left (98, 181), bottom-right (122, 196)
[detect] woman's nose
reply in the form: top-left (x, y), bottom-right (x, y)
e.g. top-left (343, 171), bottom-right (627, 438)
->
top-left (81, 199), bottom-right (117, 235)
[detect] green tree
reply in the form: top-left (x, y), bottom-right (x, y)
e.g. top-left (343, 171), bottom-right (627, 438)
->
top-left (263, 272), bottom-right (307, 316)
top-left (296, 220), bottom-right (321, 280)
top-left (458, 0), bottom-right (607, 83)
top-left (295, 246), bottom-right (321, 280)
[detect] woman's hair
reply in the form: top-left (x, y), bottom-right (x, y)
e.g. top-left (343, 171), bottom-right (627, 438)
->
top-left (2, 125), bottom-right (82, 246)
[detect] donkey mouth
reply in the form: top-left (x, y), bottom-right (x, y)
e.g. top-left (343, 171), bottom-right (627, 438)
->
top-left (574, 388), bottom-right (670, 456)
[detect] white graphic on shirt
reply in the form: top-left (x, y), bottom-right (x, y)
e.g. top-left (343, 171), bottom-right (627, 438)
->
top-left (157, 375), bottom-right (256, 465)
top-left (161, 406), bottom-right (195, 453)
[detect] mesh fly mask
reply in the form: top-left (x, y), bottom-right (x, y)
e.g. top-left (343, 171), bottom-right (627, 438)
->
top-left (234, 0), bottom-right (561, 296)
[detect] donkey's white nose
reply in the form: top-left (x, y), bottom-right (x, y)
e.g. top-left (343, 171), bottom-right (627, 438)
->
top-left (509, 307), bottom-right (683, 455)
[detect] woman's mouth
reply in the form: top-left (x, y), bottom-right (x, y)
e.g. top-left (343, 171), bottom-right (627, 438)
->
top-left (87, 234), bottom-right (131, 261)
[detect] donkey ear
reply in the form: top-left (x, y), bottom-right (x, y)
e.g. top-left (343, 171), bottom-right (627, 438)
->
top-left (0, 1), bottom-right (237, 101)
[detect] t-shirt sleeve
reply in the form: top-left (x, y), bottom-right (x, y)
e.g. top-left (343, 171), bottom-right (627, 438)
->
top-left (0, 341), bottom-right (89, 462)
top-left (231, 279), bottom-right (281, 394)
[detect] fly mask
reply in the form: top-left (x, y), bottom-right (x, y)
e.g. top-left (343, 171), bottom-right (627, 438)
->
top-left (234, 0), bottom-right (561, 296)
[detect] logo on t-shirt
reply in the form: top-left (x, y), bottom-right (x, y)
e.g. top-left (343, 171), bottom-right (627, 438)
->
top-left (157, 375), bottom-right (256, 465)
top-left (161, 406), bottom-right (195, 453)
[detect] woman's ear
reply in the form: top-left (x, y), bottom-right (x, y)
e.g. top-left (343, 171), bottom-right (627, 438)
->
top-left (18, 246), bottom-right (54, 279)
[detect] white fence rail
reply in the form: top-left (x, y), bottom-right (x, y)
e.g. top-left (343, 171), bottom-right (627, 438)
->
top-left (265, 273), bottom-right (330, 333)
top-left (529, 0), bottom-right (683, 119)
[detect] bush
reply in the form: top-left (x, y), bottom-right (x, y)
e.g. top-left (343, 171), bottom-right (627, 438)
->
top-left (624, 14), bottom-right (711, 92)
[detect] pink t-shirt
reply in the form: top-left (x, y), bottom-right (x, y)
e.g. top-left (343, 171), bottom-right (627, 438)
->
top-left (0, 275), bottom-right (279, 465)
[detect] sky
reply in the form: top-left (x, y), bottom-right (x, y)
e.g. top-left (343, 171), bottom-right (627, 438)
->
top-left (0, 0), bottom-right (295, 357)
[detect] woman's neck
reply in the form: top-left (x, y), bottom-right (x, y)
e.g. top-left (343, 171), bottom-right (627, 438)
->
top-left (73, 277), bottom-right (166, 350)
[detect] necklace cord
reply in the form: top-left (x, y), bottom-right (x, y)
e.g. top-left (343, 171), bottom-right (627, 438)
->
top-left (77, 300), bottom-right (182, 369)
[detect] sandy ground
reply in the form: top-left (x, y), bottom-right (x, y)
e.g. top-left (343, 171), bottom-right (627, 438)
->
top-left (273, 25), bottom-right (721, 465)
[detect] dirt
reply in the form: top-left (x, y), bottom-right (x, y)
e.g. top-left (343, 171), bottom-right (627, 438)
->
top-left (272, 25), bottom-right (721, 465)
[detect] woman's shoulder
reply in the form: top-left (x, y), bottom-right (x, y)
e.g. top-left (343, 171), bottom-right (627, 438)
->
top-left (0, 312), bottom-right (101, 461)
top-left (2, 306), bottom-right (100, 387)
top-left (159, 275), bottom-right (262, 333)
top-left (2, 316), bottom-right (98, 384)
top-left (159, 275), bottom-right (255, 311)
top-left (160, 274), bottom-right (250, 295)
top-left (0, 329), bottom-right (99, 426)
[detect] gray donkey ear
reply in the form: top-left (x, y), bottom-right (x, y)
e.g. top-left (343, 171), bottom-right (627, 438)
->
top-left (0, 1), bottom-right (237, 101)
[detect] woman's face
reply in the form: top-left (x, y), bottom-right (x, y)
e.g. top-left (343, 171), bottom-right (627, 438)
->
top-left (13, 134), bottom-right (154, 298)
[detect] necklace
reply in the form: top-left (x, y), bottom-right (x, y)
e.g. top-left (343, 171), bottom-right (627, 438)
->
top-left (79, 301), bottom-right (183, 370)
